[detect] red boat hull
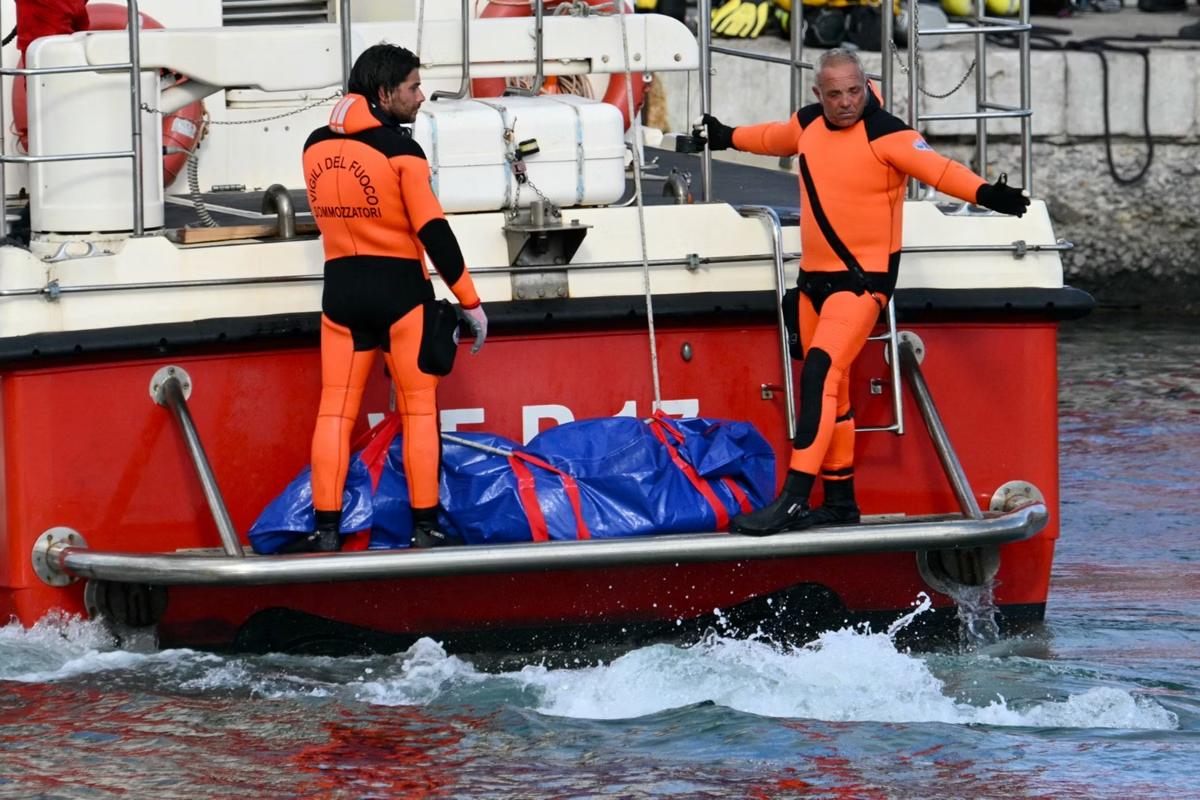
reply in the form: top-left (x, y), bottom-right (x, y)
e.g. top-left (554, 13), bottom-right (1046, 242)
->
top-left (0, 317), bottom-right (1058, 651)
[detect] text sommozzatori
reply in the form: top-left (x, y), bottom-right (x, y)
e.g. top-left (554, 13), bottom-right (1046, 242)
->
top-left (307, 155), bottom-right (382, 219)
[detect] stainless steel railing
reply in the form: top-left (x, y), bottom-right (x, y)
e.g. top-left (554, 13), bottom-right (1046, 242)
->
top-left (905, 1), bottom-right (1034, 195)
top-left (37, 503), bottom-right (1047, 587)
top-left (741, 205), bottom-right (797, 440)
top-left (696, 0), bottom-right (1034, 199)
top-left (0, 0), bottom-right (147, 237)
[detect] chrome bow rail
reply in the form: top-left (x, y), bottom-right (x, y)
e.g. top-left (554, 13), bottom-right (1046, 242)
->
top-left (34, 504), bottom-right (1045, 588)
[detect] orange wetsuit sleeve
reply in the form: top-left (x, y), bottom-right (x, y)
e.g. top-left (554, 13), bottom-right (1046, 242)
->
top-left (395, 153), bottom-right (481, 308)
top-left (732, 114), bottom-right (804, 158)
top-left (872, 129), bottom-right (986, 203)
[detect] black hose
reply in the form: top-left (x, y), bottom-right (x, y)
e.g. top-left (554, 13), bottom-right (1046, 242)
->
top-left (988, 28), bottom-right (1177, 186)
top-left (2, 26), bottom-right (15, 47)
top-left (1071, 39), bottom-right (1153, 185)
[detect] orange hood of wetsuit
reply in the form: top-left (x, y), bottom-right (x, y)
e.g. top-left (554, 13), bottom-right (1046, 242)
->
top-left (303, 93), bottom-right (479, 307)
top-left (733, 90), bottom-right (986, 274)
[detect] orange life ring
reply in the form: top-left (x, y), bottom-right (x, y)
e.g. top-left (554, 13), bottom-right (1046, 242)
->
top-left (471, 0), bottom-right (646, 130)
top-left (11, 3), bottom-right (204, 188)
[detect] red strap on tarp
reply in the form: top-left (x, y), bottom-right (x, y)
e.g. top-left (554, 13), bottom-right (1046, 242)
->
top-left (647, 414), bottom-right (731, 531)
top-left (721, 476), bottom-right (753, 514)
top-left (509, 455), bottom-right (550, 542)
top-left (508, 451), bottom-right (592, 542)
top-left (358, 414), bottom-right (403, 491)
top-left (343, 414), bottom-right (404, 551)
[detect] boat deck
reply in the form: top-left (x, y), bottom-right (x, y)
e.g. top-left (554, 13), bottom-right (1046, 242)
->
top-left (154, 147), bottom-right (801, 231)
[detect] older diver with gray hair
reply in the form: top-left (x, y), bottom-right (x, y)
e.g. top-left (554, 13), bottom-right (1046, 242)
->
top-left (703, 48), bottom-right (1029, 535)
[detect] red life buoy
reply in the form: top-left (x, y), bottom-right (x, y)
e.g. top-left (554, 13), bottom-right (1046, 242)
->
top-left (471, 0), bottom-right (646, 130)
top-left (10, 3), bottom-right (204, 188)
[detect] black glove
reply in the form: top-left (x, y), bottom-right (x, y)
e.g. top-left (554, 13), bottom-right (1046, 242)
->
top-left (975, 174), bottom-right (1030, 217)
top-left (701, 113), bottom-right (736, 151)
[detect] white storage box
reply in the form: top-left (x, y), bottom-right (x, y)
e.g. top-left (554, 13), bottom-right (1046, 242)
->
top-left (411, 95), bottom-right (626, 213)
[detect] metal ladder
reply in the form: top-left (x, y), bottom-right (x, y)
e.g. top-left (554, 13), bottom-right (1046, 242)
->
top-left (0, 1), bottom-right (149, 238)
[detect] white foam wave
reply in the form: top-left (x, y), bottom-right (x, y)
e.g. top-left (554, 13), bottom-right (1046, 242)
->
top-left (0, 613), bottom-right (212, 684)
top-left (1, 613), bottom-right (1179, 731)
top-left (523, 628), bottom-right (1178, 730)
top-left (0, 612), bottom-right (118, 681)
top-left (352, 637), bottom-right (479, 706)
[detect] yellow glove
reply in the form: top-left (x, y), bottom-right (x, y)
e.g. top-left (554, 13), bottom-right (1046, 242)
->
top-left (712, 0), bottom-right (773, 38)
top-left (635, 0), bottom-right (658, 9)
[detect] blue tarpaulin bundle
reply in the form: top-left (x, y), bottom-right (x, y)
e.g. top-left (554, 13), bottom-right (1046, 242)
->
top-left (248, 414), bottom-right (776, 554)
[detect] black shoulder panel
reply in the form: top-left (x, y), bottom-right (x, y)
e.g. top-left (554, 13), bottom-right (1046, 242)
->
top-left (797, 103), bottom-right (823, 129)
top-left (352, 127), bottom-right (427, 160)
top-left (303, 126), bottom-right (337, 152)
top-left (864, 109), bottom-right (912, 142)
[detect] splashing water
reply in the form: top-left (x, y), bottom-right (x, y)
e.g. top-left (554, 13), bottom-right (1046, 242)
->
top-left (4, 597), bottom-right (1173, 733)
top-left (945, 578), bottom-right (1003, 648)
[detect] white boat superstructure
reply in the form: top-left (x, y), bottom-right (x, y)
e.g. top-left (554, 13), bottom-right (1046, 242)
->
top-left (0, 0), bottom-right (1068, 346)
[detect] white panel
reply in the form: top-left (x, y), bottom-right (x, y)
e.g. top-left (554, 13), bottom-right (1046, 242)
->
top-left (81, 17), bottom-right (699, 92)
top-left (412, 95), bottom-right (626, 212)
top-left (26, 36), bottom-right (163, 233)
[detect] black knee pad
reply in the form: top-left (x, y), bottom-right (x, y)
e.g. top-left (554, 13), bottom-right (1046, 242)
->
top-left (793, 348), bottom-right (832, 450)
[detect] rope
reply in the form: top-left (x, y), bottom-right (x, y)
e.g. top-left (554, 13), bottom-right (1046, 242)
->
top-left (1081, 40), bottom-right (1153, 186)
top-left (415, 0), bottom-right (426, 59)
top-left (616, 2), bottom-right (662, 412)
top-left (989, 29), bottom-right (1162, 185)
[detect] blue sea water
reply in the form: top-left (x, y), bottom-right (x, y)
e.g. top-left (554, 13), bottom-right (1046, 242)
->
top-left (0, 314), bottom-right (1196, 799)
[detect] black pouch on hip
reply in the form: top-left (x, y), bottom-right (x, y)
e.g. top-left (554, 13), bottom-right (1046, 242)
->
top-left (781, 285), bottom-right (803, 361)
top-left (417, 299), bottom-right (460, 376)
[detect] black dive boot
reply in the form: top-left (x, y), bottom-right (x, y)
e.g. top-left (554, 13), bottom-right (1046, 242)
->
top-left (311, 509), bottom-right (342, 551)
top-left (411, 506), bottom-right (464, 549)
top-left (807, 477), bottom-right (862, 527)
top-left (281, 509), bottom-right (342, 553)
top-left (729, 471), bottom-right (815, 536)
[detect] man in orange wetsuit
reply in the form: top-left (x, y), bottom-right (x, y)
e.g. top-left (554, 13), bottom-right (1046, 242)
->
top-left (301, 44), bottom-right (487, 551)
top-left (703, 49), bottom-right (1029, 536)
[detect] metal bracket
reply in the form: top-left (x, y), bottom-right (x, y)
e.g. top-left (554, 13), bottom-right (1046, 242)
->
top-left (31, 527), bottom-right (87, 587)
top-left (503, 201), bottom-right (590, 268)
top-left (150, 365), bottom-right (191, 405)
top-left (883, 331), bottom-right (925, 365)
top-left (46, 240), bottom-right (99, 263)
top-left (512, 270), bottom-right (569, 301)
top-left (989, 480), bottom-right (1044, 512)
top-left (1012, 239), bottom-right (1027, 259)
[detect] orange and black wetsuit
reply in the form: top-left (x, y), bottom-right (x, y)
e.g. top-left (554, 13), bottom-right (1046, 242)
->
top-left (734, 90), bottom-right (985, 484)
top-left (303, 93), bottom-right (480, 518)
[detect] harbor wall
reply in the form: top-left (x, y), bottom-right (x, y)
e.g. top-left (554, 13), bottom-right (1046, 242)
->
top-left (657, 45), bottom-right (1200, 311)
